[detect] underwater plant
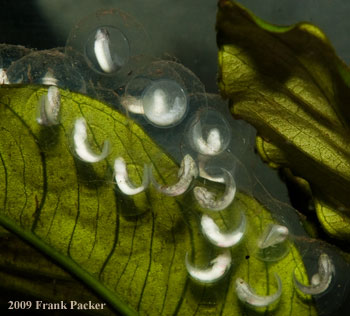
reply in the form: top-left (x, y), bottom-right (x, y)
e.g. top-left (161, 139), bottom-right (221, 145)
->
top-left (0, 2), bottom-right (350, 316)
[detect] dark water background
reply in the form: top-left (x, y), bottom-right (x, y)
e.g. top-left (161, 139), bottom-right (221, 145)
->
top-left (1, 0), bottom-right (350, 93)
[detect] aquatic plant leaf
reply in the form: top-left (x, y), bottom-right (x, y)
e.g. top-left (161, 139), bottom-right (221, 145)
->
top-left (217, 0), bottom-right (350, 240)
top-left (0, 227), bottom-right (114, 315)
top-left (0, 85), bottom-right (315, 315)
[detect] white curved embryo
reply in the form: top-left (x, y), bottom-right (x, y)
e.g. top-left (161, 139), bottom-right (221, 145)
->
top-left (185, 249), bottom-right (232, 284)
top-left (201, 211), bottom-right (246, 248)
top-left (37, 86), bottom-right (61, 126)
top-left (150, 154), bottom-right (198, 196)
top-left (94, 28), bottom-right (117, 73)
top-left (194, 169), bottom-right (236, 211)
top-left (73, 117), bottom-right (110, 163)
top-left (293, 253), bottom-right (334, 295)
top-left (114, 157), bottom-right (150, 195)
top-left (236, 273), bottom-right (282, 308)
top-left (258, 224), bottom-right (289, 249)
top-left (192, 120), bottom-right (223, 156)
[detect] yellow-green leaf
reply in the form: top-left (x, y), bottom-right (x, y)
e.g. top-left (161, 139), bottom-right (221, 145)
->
top-left (0, 84), bottom-right (316, 315)
top-left (217, 0), bottom-right (350, 240)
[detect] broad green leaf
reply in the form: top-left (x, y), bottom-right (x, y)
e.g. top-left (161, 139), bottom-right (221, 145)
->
top-left (217, 0), bottom-right (350, 240)
top-left (0, 226), bottom-right (114, 315)
top-left (0, 84), bottom-right (316, 315)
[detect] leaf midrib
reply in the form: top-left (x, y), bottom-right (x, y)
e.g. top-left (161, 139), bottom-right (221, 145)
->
top-left (0, 214), bottom-right (138, 316)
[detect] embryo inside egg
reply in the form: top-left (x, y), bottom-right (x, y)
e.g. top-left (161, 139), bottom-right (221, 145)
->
top-left (142, 79), bottom-right (188, 127)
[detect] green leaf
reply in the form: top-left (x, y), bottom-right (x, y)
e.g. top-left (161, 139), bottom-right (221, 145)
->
top-left (0, 226), bottom-right (115, 315)
top-left (217, 0), bottom-right (350, 240)
top-left (0, 84), bottom-right (316, 315)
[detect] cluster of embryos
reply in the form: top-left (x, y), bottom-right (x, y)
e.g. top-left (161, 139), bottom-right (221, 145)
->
top-left (0, 7), bottom-right (337, 312)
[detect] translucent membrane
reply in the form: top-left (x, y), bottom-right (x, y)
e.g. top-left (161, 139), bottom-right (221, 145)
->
top-left (236, 273), bottom-right (282, 308)
top-left (188, 109), bottom-right (231, 156)
top-left (255, 224), bottom-right (290, 262)
top-left (114, 157), bottom-right (150, 195)
top-left (37, 86), bottom-right (61, 126)
top-left (194, 168), bottom-right (236, 211)
top-left (6, 49), bottom-right (86, 93)
top-left (201, 211), bottom-right (246, 248)
top-left (66, 8), bottom-right (150, 85)
top-left (122, 60), bottom-right (206, 128)
top-left (185, 249), bottom-right (232, 284)
top-left (72, 117), bottom-right (110, 163)
top-left (142, 79), bottom-right (187, 127)
top-left (88, 26), bottom-right (129, 74)
top-left (150, 154), bottom-right (198, 196)
top-left (293, 253), bottom-right (335, 295)
top-left (258, 224), bottom-right (289, 249)
top-left (197, 153), bottom-right (252, 196)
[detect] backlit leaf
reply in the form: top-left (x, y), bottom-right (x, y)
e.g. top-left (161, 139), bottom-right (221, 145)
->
top-left (217, 0), bottom-right (350, 240)
top-left (0, 84), bottom-right (316, 315)
top-left (0, 226), bottom-right (114, 315)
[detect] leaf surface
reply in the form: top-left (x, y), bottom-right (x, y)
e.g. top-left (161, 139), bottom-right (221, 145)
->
top-left (0, 84), bottom-right (316, 315)
top-left (217, 0), bottom-right (350, 239)
top-left (0, 226), bottom-right (114, 315)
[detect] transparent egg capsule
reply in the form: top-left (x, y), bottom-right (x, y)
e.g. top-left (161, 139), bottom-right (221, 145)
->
top-left (6, 48), bottom-right (86, 93)
top-left (197, 153), bottom-right (253, 194)
top-left (200, 209), bottom-right (246, 248)
top-left (187, 108), bottom-right (231, 156)
top-left (198, 94), bottom-right (256, 161)
top-left (185, 249), bottom-right (232, 284)
top-left (89, 27), bottom-right (128, 74)
top-left (36, 86), bottom-right (61, 126)
top-left (69, 117), bottom-right (110, 164)
top-left (293, 252), bottom-right (335, 297)
top-left (255, 224), bottom-right (290, 262)
top-left (122, 60), bottom-right (206, 128)
top-left (194, 167), bottom-right (236, 211)
top-left (66, 9), bottom-right (150, 84)
top-left (193, 155), bottom-right (252, 212)
top-left (236, 272), bottom-right (282, 309)
top-left (142, 79), bottom-right (187, 127)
